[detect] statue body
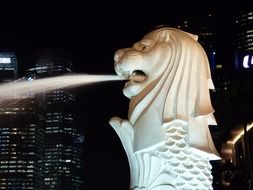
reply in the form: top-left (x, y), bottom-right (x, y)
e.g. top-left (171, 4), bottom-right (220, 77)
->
top-left (110, 27), bottom-right (220, 190)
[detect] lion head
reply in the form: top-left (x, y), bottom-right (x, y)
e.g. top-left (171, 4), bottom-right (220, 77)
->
top-left (113, 27), bottom-right (219, 158)
top-left (114, 27), bottom-right (216, 126)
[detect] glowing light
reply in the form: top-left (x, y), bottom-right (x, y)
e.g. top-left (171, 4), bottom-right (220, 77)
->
top-left (232, 123), bottom-right (253, 144)
top-left (243, 55), bottom-right (250, 68)
top-left (27, 77), bottom-right (33, 81)
top-left (0, 58), bottom-right (11, 64)
top-left (216, 64), bottom-right (222, 69)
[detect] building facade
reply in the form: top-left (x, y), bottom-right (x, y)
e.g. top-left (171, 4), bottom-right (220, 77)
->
top-left (26, 49), bottom-right (84, 190)
top-left (0, 98), bottom-right (44, 189)
top-left (0, 52), bottom-right (44, 189)
top-left (0, 50), bottom-right (84, 189)
top-left (221, 123), bottom-right (253, 189)
top-left (235, 9), bottom-right (253, 70)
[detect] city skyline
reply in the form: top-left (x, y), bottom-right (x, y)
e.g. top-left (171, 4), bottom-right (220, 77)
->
top-left (0, 3), bottom-right (252, 189)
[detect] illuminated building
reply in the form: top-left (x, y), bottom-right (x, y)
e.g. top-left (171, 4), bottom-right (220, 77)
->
top-left (0, 52), bottom-right (18, 82)
top-left (26, 49), bottom-right (84, 189)
top-left (0, 99), bottom-right (44, 190)
top-left (235, 9), bottom-right (253, 69)
top-left (221, 123), bottom-right (253, 163)
top-left (0, 52), bottom-right (44, 189)
top-left (0, 49), bottom-right (84, 189)
top-left (221, 123), bottom-right (253, 188)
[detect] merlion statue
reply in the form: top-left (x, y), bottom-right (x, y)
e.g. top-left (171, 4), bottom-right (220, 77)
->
top-left (110, 27), bottom-right (221, 190)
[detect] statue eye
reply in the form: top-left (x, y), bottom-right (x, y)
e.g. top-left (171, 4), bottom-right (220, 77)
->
top-left (142, 46), bottom-right (146, 50)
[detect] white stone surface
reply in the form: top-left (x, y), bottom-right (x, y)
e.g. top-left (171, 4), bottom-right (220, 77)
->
top-left (110, 27), bottom-right (221, 190)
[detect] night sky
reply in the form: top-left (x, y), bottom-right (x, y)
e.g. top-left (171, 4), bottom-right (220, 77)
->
top-left (0, 2), bottom-right (250, 189)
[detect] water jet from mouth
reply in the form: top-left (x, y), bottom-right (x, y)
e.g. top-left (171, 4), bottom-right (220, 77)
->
top-left (0, 74), bottom-right (127, 101)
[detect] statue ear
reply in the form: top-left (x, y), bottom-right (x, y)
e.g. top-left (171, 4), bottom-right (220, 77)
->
top-left (185, 31), bottom-right (198, 41)
top-left (158, 30), bottom-right (170, 42)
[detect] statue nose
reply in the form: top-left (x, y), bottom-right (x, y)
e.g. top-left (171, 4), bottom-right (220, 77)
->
top-left (114, 49), bottom-right (126, 64)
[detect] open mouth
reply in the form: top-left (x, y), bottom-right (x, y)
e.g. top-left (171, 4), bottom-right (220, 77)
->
top-left (129, 70), bottom-right (146, 83)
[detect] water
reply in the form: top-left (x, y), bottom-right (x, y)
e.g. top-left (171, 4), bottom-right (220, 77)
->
top-left (0, 74), bottom-right (126, 100)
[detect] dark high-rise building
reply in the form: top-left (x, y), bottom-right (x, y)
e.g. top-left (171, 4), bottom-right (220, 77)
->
top-left (0, 98), bottom-right (44, 190)
top-left (235, 9), bottom-right (253, 69)
top-left (26, 49), bottom-right (72, 79)
top-left (26, 49), bottom-right (84, 190)
top-left (0, 52), bottom-right (44, 189)
top-left (0, 49), bottom-right (84, 189)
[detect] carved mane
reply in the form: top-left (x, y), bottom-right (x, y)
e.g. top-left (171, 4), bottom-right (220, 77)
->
top-left (129, 27), bottom-right (216, 125)
top-left (128, 28), bottom-right (219, 156)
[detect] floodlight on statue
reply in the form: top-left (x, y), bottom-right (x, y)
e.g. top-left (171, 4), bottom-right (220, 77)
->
top-left (110, 27), bottom-right (221, 190)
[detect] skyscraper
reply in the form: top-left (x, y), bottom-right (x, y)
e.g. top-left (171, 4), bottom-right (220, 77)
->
top-left (0, 98), bottom-right (44, 190)
top-left (0, 52), bottom-right (44, 189)
top-left (0, 49), bottom-right (84, 189)
top-left (26, 49), bottom-right (84, 189)
top-left (235, 9), bottom-right (253, 69)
